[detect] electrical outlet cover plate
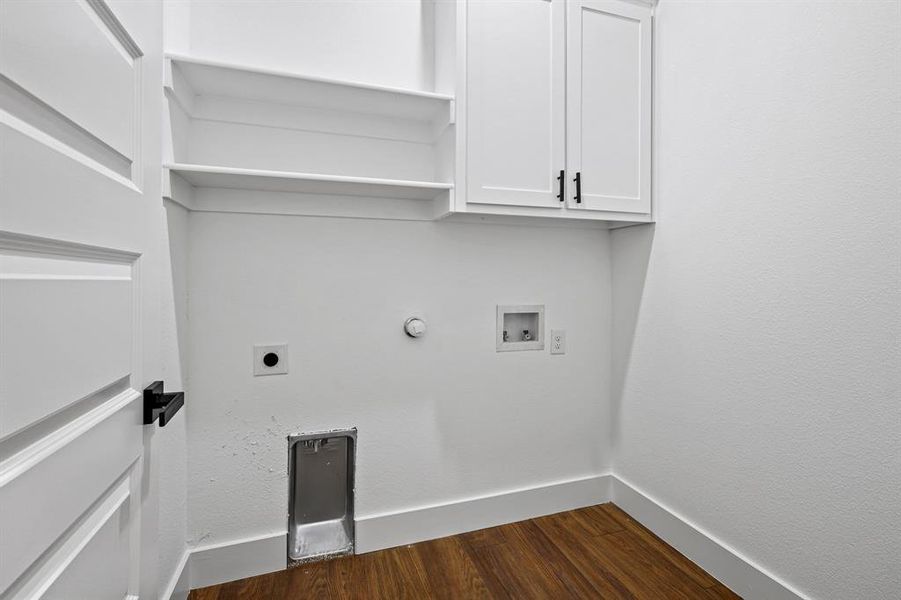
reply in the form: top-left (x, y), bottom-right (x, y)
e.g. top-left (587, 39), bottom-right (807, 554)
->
top-left (550, 330), bottom-right (565, 355)
top-left (254, 344), bottom-right (289, 376)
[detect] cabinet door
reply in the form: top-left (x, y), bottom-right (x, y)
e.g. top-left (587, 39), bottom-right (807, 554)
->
top-left (567, 0), bottom-right (651, 215)
top-left (466, 0), bottom-right (566, 208)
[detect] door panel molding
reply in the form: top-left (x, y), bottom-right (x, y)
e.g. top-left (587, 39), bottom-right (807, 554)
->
top-left (0, 234), bottom-right (138, 439)
top-left (0, 398), bottom-right (142, 594)
top-left (3, 466), bottom-right (140, 600)
top-left (0, 231), bottom-right (139, 264)
top-left (0, 0), bottom-right (144, 182)
top-left (0, 75), bottom-right (133, 179)
top-left (0, 384), bottom-right (139, 487)
top-left (0, 116), bottom-right (140, 191)
top-left (82, 0), bottom-right (144, 60)
top-left (0, 276), bottom-right (134, 436)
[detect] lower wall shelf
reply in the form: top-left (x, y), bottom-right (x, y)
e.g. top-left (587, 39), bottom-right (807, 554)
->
top-left (165, 163), bottom-right (453, 201)
top-left (162, 164), bottom-right (641, 227)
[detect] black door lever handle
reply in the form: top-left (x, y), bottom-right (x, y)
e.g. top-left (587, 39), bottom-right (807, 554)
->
top-left (143, 381), bottom-right (184, 426)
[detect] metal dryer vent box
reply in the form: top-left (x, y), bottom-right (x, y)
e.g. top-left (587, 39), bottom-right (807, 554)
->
top-left (288, 428), bottom-right (356, 564)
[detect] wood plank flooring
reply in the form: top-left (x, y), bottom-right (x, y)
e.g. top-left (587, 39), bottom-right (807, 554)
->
top-left (189, 503), bottom-right (740, 599)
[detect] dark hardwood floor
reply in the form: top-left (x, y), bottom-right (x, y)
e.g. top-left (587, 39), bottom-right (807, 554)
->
top-left (189, 503), bottom-right (740, 599)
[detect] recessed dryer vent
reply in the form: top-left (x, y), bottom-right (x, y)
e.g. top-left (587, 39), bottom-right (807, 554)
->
top-left (288, 429), bottom-right (356, 564)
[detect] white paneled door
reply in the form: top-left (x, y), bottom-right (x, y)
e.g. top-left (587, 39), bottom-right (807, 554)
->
top-left (1, 1), bottom-right (164, 598)
top-left (466, 0), bottom-right (566, 208)
top-left (567, 0), bottom-right (652, 215)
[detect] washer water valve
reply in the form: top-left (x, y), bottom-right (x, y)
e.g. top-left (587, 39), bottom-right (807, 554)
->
top-left (404, 317), bottom-right (427, 338)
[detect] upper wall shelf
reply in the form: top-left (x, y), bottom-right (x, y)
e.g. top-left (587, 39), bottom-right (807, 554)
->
top-left (165, 54), bottom-right (454, 123)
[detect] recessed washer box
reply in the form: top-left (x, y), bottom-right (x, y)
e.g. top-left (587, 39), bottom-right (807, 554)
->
top-left (496, 304), bottom-right (545, 352)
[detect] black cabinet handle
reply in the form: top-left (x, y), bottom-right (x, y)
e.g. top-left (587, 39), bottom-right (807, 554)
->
top-left (556, 170), bottom-right (564, 201)
top-left (143, 381), bottom-right (184, 427)
top-left (573, 172), bottom-right (582, 204)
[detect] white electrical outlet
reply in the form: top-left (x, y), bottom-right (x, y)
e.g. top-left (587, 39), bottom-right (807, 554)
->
top-left (550, 330), bottom-right (566, 355)
top-left (254, 344), bottom-right (289, 376)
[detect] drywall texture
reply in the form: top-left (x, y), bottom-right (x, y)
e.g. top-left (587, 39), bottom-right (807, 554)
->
top-left (612, 2), bottom-right (901, 599)
top-left (185, 0), bottom-right (436, 91)
top-left (158, 200), bottom-right (190, 595)
top-left (186, 215), bottom-right (612, 546)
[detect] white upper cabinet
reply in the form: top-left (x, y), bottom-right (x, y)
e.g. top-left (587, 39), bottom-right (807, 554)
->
top-left (465, 0), bottom-right (566, 209)
top-left (458, 0), bottom-right (653, 224)
top-left (566, 0), bottom-right (652, 217)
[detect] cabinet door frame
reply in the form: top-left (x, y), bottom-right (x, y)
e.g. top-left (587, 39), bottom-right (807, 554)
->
top-left (566, 0), bottom-right (652, 215)
top-left (465, 0), bottom-right (566, 209)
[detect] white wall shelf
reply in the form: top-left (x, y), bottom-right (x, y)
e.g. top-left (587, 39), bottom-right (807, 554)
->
top-left (166, 163), bottom-right (453, 201)
top-left (162, 53), bottom-right (456, 220)
top-left (165, 54), bottom-right (454, 125)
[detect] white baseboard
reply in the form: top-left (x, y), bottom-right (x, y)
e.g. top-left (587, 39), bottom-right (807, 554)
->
top-left (355, 473), bottom-right (613, 553)
top-left (188, 532), bottom-right (287, 591)
top-left (169, 473), bottom-right (807, 600)
top-left (610, 475), bottom-right (808, 600)
top-left (160, 549), bottom-right (190, 600)
top-left (170, 474), bottom-right (611, 593)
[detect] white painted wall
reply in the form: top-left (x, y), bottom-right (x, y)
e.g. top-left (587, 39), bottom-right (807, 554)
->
top-left (186, 215), bottom-right (612, 545)
top-left (186, 0), bottom-right (436, 91)
top-left (612, 2), bottom-right (901, 599)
